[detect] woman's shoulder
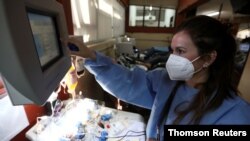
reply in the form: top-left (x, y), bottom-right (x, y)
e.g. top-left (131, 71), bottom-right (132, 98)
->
top-left (215, 95), bottom-right (250, 124)
top-left (231, 95), bottom-right (250, 113)
top-left (226, 92), bottom-right (250, 109)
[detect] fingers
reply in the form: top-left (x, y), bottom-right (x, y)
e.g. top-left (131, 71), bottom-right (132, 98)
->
top-left (68, 37), bottom-right (87, 48)
top-left (66, 37), bottom-right (96, 60)
top-left (67, 37), bottom-right (85, 56)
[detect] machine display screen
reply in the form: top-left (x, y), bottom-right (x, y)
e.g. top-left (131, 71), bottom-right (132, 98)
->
top-left (28, 12), bottom-right (62, 71)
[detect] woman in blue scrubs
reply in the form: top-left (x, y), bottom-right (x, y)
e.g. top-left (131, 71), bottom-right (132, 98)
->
top-left (68, 15), bottom-right (250, 141)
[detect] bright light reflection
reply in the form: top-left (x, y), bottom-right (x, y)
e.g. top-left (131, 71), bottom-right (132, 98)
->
top-left (71, 0), bottom-right (81, 28)
top-left (79, 0), bottom-right (91, 24)
top-left (99, 0), bottom-right (113, 16)
top-left (94, 0), bottom-right (98, 8)
top-left (84, 34), bottom-right (90, 42)
top-left (207, 12), bottom-right (219, 17)
top-left (114, 13), bottom-right (121, 19)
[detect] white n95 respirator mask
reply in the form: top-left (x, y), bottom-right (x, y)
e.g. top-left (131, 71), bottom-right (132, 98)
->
top-left (166, 54), bottom-right (200, 80)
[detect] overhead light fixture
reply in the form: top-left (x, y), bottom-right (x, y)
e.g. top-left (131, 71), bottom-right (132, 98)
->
top-left (207, 12), bottom-right (219, 17)
top-left (149, 5), bottom-right (152, 11)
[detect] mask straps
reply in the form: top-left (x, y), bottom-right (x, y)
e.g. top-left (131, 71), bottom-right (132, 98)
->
top-left (191, 55), bottom-right (207, 74)
top-left (191, 56), bottom-right (201, 63)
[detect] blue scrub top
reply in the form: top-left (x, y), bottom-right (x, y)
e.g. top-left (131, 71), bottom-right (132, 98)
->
top-left (84, 52), bottom-right (250, 140)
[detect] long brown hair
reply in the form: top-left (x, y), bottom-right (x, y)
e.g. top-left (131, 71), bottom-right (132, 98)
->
top-left (172, 16), bottom-right (238, 124)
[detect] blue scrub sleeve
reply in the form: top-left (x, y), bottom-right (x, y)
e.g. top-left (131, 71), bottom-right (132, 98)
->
top-left (84, 52), bottom-right (156, 109)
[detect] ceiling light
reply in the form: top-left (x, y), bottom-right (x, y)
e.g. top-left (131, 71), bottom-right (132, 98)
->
top-left (149, 5), bottom-right (152, 11)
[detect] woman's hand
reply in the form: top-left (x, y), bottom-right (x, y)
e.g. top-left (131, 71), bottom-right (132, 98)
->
top-left (67, 37), bottom-right (96, 60)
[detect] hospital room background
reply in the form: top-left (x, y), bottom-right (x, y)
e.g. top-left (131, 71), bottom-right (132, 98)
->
top-left (0, 0), bottom-right (250, 140)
